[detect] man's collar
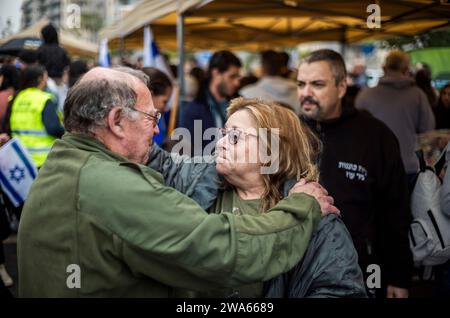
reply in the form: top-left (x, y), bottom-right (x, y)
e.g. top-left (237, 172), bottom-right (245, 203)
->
top-left (61, 132), bottom-right (129, 163)
top-left (300, 101), bottom-right (357, 128)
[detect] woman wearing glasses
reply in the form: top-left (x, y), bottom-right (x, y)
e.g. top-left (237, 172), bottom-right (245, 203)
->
top-left (149, 97), bottom-right (366, 298)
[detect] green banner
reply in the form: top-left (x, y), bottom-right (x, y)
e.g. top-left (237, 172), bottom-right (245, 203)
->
top-left (408, 47), bottom-right (450, 80)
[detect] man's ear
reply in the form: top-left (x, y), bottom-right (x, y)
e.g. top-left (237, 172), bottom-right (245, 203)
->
top-left (107, 107), bottom-right (126, 138)
top-left (338, 79), bottom-right (347, 99)
top-left (211, 68), bottom-right (221, 81)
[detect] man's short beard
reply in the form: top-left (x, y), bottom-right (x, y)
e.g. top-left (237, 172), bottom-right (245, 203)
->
top-left (217, 80), bottom-right (231, 99)
top-left (299, 103), bottom-right (322, 120)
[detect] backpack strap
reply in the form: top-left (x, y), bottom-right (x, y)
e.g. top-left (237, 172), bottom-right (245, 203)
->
top-left (434, 142), bottom-right (449, 176)
top-left (416, 150), bottom-right (427, 172)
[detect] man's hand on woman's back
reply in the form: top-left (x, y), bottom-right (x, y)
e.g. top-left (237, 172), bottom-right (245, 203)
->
top-left (289, 178), bottom-right (340, 217)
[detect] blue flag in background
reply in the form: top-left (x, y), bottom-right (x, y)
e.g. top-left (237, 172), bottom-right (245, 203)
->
top-left (143, 25), bottom-right (173, 80)
top-left (143, 25), bottom-right (175, 145)
top-left (99, 38), bottom-right (111, 67)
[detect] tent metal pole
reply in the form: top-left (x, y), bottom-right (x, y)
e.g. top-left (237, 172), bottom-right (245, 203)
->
top-left (177, 13), bottom-right (185, 121)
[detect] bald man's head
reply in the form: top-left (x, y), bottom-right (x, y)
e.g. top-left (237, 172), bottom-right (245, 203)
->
top-left (63, 66), bottom-right (158, 163)
top-left (63, 67), bottom-right (139, 134)
top-left (80, 67), bottom-right (119, 81)
top-left (80, 67), bottom-right (147, 89)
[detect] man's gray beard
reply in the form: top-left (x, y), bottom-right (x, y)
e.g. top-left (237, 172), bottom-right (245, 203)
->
top-left (299, 103), bottom-right (321, 120)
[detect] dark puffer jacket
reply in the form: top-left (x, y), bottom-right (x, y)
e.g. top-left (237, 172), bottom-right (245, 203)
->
top-left (149, 146), bottom-right (367, 298)
top-left (264, 214), bottom-right (366, 298)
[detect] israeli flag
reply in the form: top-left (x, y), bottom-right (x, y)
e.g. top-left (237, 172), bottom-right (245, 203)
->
top-left (0, 138), bottom-right (37, 207)
top-left (98, 38), bottom-right (111, 67)
top-left (143, 25), bottom-right (173, 80)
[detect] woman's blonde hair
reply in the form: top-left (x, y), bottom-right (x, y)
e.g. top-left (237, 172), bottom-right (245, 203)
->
top-left (227, 97), bottom-right (322, 211)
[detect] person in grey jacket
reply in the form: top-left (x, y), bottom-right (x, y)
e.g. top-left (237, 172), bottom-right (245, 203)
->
top-left (355, 50), bottom-right (435, 181)
top-left (240, 50), bottom-right (300, 114)
top-left (148, 98), bottom-right (367, 298)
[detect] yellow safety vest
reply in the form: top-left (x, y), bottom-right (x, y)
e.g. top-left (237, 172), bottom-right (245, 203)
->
top-left (10, 88), bottom-right (58, 167)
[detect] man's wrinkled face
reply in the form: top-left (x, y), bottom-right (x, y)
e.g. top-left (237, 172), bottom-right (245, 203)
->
top-left (216, 65), bottom-right (241, 98)
top-left (123, 81), bottom-right (160, 164)
top-left (297, 61), bottom-right (346, 121)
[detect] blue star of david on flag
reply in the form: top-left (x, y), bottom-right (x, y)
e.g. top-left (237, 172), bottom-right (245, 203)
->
top-left (9, 165), bottom-right (26, 183)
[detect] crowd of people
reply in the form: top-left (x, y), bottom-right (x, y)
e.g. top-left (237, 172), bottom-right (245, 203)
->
top-left (0, 22), bottom-right (450, 298)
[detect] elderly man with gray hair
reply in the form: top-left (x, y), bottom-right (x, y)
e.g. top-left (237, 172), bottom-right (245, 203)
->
top-left (17, 67), bottom-right (334, 297)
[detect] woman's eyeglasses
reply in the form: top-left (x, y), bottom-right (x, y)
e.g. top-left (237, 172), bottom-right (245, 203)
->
top-left (218, 128), bottom-right (257, 145)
